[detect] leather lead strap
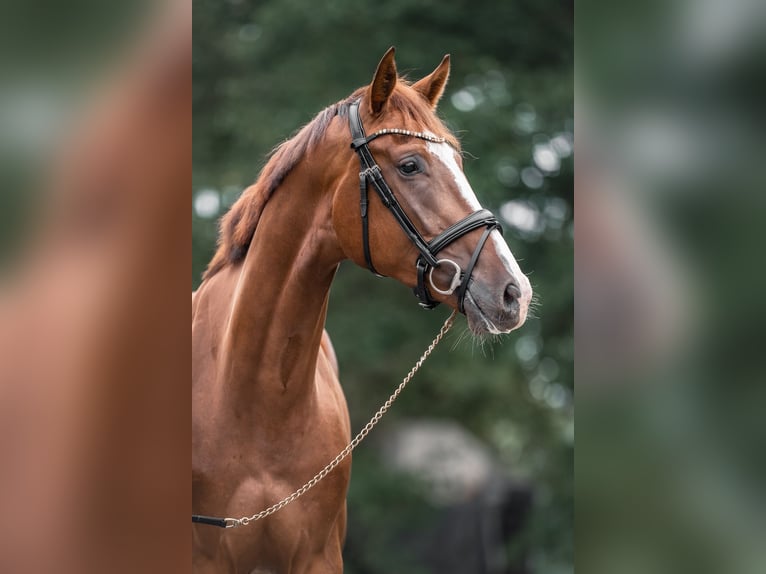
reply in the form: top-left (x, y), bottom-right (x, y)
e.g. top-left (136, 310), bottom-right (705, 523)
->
top-left (192, 515), bottom-right (228, 528)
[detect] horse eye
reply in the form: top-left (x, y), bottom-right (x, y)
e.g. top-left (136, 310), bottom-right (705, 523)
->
top-left (398, 160), bottom-right (420, 175)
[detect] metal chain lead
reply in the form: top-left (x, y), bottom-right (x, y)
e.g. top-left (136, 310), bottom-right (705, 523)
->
top-left (224, 310), bottom-right (457, 529)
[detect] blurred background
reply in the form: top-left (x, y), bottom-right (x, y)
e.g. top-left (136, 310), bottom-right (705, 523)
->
top-left (0, 0), bottom-right (151, 268)
top-left (7, 0), bottom-right (762, 573)
top-left (577, 0), bottom-right (766, 572)
top-left (193, 0), bottom-right (573, 572)
top-left (1, 1), bottom-right (190, 572)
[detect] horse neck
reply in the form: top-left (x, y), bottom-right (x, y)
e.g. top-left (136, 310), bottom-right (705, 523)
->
top-left (218, 170), bottom-right (343, 411)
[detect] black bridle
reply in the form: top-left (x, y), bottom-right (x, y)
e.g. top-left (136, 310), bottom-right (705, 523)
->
top-left (348, 99), bottom-right (502, 312)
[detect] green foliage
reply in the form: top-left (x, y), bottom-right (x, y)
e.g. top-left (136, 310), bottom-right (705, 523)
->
top-left (193, 0), bottom-right (572, 571)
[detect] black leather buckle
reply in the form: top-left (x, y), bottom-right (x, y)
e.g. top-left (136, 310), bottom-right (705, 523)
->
top-left (414, 257), bottom-right (439, 309)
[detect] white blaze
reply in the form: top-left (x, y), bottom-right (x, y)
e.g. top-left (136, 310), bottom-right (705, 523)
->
top-left (426, 140), bottom-right (483, 211)
top-left (426, 141), bottom-right (533, 314)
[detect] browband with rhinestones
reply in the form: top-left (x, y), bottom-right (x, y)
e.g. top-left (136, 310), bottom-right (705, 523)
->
top-left (364, 127), bottom-right (446, 145)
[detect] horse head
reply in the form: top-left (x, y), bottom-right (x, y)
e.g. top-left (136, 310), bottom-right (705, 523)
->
top-left (331, 48), bottom-right (532, 334)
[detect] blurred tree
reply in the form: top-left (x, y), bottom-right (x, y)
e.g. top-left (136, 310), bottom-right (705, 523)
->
top-left (193, 0), bottom-right (572, 571)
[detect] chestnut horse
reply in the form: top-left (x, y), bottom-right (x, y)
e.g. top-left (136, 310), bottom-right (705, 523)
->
top-left (192, 48), bottom-right (532, 573)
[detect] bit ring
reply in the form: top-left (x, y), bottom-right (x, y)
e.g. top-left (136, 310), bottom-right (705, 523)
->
top-left (429, 259), bottom-right (462, 296)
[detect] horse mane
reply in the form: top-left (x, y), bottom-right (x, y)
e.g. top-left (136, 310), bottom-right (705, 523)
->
top-left (202, 82), bottom-right (459, 281)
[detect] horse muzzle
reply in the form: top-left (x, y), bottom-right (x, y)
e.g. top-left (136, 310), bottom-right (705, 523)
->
top-left (463, 274), bottom-right (532, 335)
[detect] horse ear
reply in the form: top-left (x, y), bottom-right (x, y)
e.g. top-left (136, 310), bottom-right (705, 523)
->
top-left (369, 47), bottom-right (398, 115)
top-left (412, 54), bottom-right (451, 109)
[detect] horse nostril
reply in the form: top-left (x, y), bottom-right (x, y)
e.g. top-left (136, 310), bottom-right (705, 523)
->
top-left (504, 282), bottom-right (521, 310)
